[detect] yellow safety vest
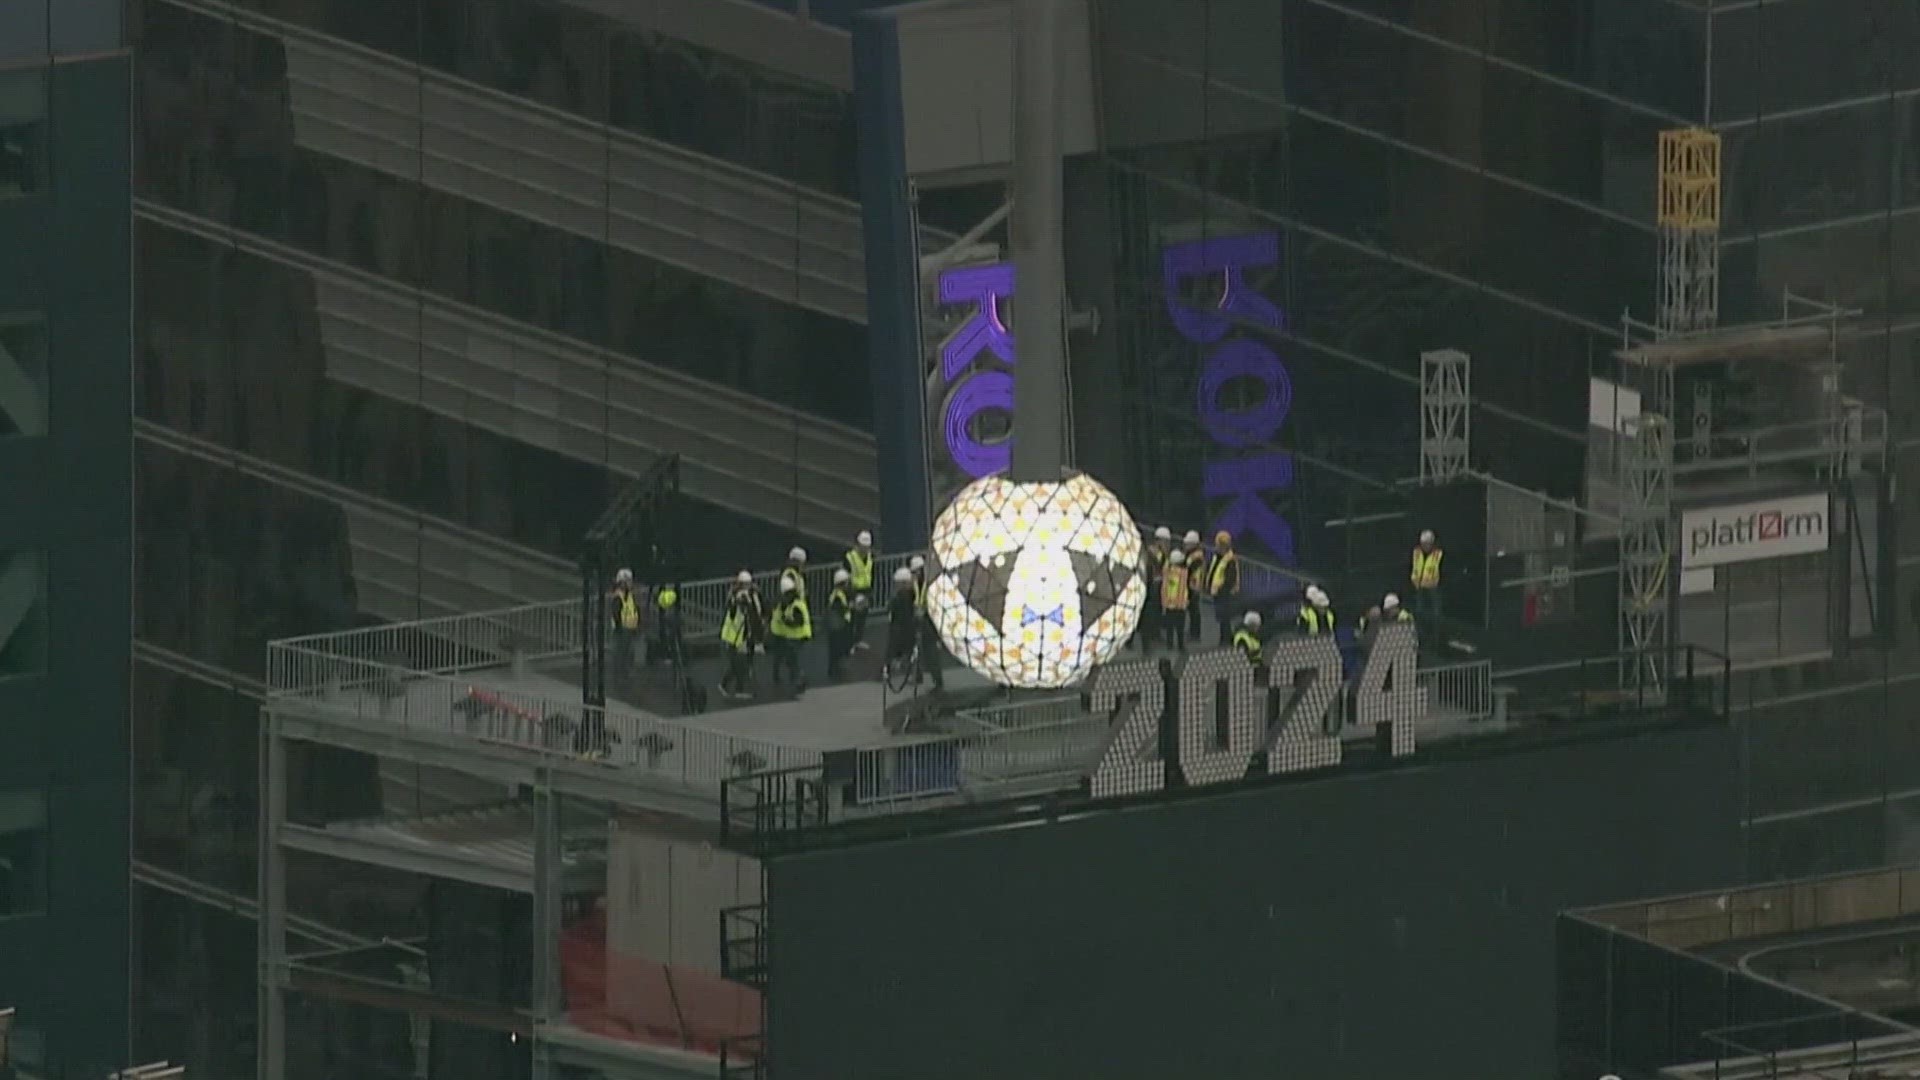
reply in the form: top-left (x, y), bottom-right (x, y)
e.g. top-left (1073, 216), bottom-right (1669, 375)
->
top-left (771, 597), bottom-right (812, 641)
top-left (914, 578), bottom-right (927, 615)
top-left (1361, 608), bottom-right (1411, 633)
top-left (616, 592), bottom-right (640, 631)
top-left (1185, 551), bottom-right (1207, 590)
top-left (781, 566), bottom-right (804, 594)
top-left (1209, 551), bottom-right (1238, 596)
top-left (1412, 547), bottom-right (1443, 589)
top-left (845, 549), bottom-right (873, 590)
top-left (829, 587), bottom-right (852, 622)
top-left (1298, 605), bottom-right (1335, 635)
top-left (720, 607), bottom-right (747, 650)
top-left (655, 587), bottom-right (677, 611)
top-left (1160, 571), bottom-right (1190, 611)
top-left (1232, 629), bottom-right (1262, 664)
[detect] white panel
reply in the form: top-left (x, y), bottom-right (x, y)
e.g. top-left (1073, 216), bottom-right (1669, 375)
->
top-left (897, 0), bottom-right (1097, 178)
top-left (1588, 377), bottom-right (1640, 433)
top-left (1679, 567), bottom-right (1716, 596)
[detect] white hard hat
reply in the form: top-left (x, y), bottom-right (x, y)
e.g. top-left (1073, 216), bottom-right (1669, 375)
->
top-left (1308, 586), bottom-right (1328, 606)
top-left (893, 567), bottom-right (914, 583)
top-left (1420, 529), bottom-right (1435, 544)
top-left (788, 546), bottom-right (807, 563)
top-left (780, 577), bottom-right (797, 593)
top-left (1168, 549), bottom-right (1185, 565)
top-left (614, 567), bottom-right (633, 583)
top-left (833, 568), bottom-right (850, 584)
top-left (1383, 592), bottom-right (1401, 608)
top-left (909, 555), bottom-right (926, 571)
top-left (1243, 611), bottom-right (1262, 628)
top-left (1154, 526), bottom-right (1172, 541)
top-left (1183, 530), bottom-right (1201, 545)
top-left (735, 570), bottom-right (753, 585)
top-left (856, 530), bottom-right (873, 547)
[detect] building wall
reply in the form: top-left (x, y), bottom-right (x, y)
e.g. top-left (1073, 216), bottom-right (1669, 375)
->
top-left (765, 722), bottom-right (1743, 1080)
top-left (0, 40), bottom-right (134, 1080)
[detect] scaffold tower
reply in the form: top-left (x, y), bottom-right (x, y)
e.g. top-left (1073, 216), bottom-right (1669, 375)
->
top-left (1617, 127), bottom-right (1720, 694)
top-left (1419, 349), bottom-right (1470, 483)
top-left (1657, 128), bottom-right (1721, 333)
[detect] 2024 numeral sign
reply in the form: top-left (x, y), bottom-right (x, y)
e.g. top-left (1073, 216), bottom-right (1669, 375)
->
top-left (1088, 623), bottom-right (1423, 799)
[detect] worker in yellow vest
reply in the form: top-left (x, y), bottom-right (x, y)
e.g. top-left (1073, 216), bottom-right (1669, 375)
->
top-left (610, 567), bottom-right (641, 686)
top-left (1233, 611), bottom-right (1263, 666)
top-left (1358, 592), bottom-right (1412, 636)
top-left (769, 576), bottom-right (813, 695)
top-left (1208, 530), bottom-right (1242, 646)
top-left (1296, 585), bottom-right (1335, 636)
top-left (649, 581), bottom-right (683, 665)
top-left (907, 554), bottom-right (943, 690)
top-left (1410, 529), bottom-right (1444, 622)
top-left (718, 572), bottom-right (762, 700)
top-left (1181, 530), bottom-right (1206, 643)
top-left (827, 568), bottom-right (857, 681)
top-left (1159, 548), bottom-right (1192, 652)
top-left (844, 530), bottom-right (876, 652)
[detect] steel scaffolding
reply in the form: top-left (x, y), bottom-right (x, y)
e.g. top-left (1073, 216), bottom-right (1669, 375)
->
top-left (1657, 128), bottom-right (1721, 334)
top-left (1419, 349), bottom-right (1470, 483)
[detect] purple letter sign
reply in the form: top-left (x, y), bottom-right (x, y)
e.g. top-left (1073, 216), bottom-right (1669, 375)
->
top-left (1163, 234), bottom-right (1295, 563)
top-left (936, 263), bottom-right (1018, 479)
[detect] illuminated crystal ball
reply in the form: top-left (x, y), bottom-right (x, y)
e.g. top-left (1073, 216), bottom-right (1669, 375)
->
top-left (927, 472), bottom-right (1148, 689)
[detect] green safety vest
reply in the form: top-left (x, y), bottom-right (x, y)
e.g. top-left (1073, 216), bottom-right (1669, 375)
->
top-left (721, 607), bottom-right (748, 651)
top-left (829, 587), bottom-right (852, 623)
top-left (1232, 629), bottom-right (1262, 664)
top-left (1298, 605), bottom-right (1335, 635)
top-left (845, 548), bottom-right (873, 590)
top-left (781, 566), bottom-right (804, 594)
top-left (771, 596), bottom-right (812, 641)
top-left (655, 587), bottom-right (678, 610)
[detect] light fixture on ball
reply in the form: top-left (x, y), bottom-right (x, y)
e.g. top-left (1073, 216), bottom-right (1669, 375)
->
top-left (925, 0), bottom-right (1144, 689)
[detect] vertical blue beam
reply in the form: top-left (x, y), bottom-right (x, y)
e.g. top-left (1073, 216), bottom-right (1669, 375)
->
top-left (852, 13), bottom-right (932, 545)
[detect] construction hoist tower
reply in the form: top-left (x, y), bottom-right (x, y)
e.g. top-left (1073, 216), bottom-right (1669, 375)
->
top-left (1619, 127), bottom-right (1721, 694)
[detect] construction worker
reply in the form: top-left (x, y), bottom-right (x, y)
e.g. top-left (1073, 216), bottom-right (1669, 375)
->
top-left (1233, 611), bottom-right (1263, 665)
top-left (844, 530), bottom-right (876, 651)
top-left (718, 571), bottom-right (762, 699)
top-left (610, 568), bottom-right (642, 685)
top-left (1410, 529), bottom-right (1443, 622)
top-left (1208, 530), bottom-right (1242, 646)
top-left (768, 577), bottom-right (813, 694)
top-left (827, 568), bottom-right (856, 680)
top-left (1159, 548), bottom-right (1191, 652)
top-left (885, 566), bottom-right (919, 682)
top-left (649, 580), bottom-right (683, 664)
top-left (1136, 526), bottom-right (1173, 650)
top-left (1359, 592), bottom-right (1412, 635)
top-left (1182, 530), bottom-right (1206, 642)
top-left (1297, 586), bottom-right (1335, 636)
top-left (909, 555), bottom-right (944, 690)
top-left (781, 546), bottom-right (808, 596)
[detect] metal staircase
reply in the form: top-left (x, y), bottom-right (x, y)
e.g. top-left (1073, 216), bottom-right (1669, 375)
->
top-left (135, 201), bottom-right (882, 544)
top-left (153, 0), bottom-right (955, 324)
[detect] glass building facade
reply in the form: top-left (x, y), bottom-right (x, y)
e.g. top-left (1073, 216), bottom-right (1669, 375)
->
top-left (0, 2), bottom-right (134, 1076)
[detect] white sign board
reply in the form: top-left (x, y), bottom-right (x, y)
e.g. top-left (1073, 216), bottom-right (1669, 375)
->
top-left (1681, 493), bottom-right (1830, 569)
top-left (1588, 378), bottom-right (1641, 434)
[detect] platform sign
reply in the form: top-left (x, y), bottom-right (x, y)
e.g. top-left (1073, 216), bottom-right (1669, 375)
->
top-left (1681, 493), bottom-right (1829, 569)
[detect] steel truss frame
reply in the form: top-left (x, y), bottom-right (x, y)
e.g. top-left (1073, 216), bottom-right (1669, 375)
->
top-left (1419, 349), bottom-right (1470, 483)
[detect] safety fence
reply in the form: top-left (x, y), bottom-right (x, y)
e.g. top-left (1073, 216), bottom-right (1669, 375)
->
top-left (1416, 659), bottom-right (1495, 723)
top-left (266, 645), bottom-right (820, 792)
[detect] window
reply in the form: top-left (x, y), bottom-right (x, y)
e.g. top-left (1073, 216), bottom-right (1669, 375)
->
top-left (0, 71), bottom-right (45, 198)
top-left (0, 317), bottom-right (47, 440)
top-left (0, 790), bottom-right (47, 920)
top-left (0, 552), bottom-right (47, 680)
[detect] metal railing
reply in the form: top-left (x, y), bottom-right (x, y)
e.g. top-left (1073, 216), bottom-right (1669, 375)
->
top-left (1416, 659), bottom-right (1494, 722)
top-left (267, 647), bottom-right (819, 791)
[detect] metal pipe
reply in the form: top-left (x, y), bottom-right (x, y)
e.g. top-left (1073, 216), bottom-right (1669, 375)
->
top-left (1009, 0), bottom-right (1067, 483)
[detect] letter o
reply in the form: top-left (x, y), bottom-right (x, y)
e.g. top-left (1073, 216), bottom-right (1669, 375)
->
top-left (943, 370), bottom-right (1015, 478)
top-left (1197, 338), bottom-right (1290, 449)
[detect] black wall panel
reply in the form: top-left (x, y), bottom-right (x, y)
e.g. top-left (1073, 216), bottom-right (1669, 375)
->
top-left (767, 724), bottom-right (1743, 1080)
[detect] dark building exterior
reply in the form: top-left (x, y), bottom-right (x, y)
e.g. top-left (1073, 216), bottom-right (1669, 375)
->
top-left (117, 1), bottom-right (1920, 1079)
top-left (0, 2), bottom-right (134, 1076)
top-left (765, 721), bottom-right (1744, 1080)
